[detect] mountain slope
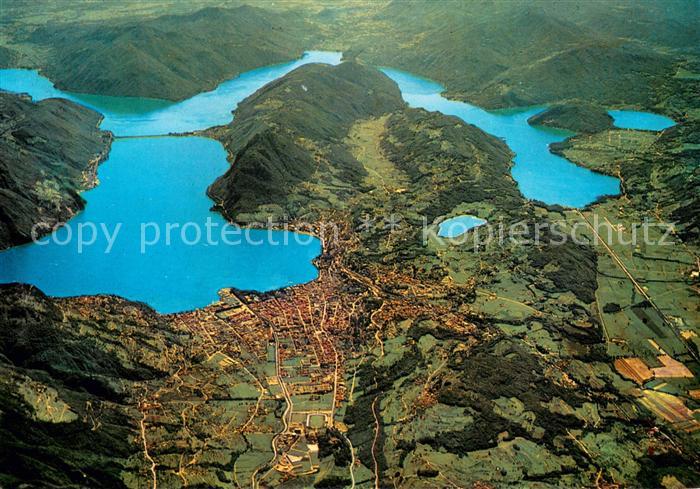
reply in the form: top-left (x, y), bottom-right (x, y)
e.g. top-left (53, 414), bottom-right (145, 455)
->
top-left (206, 61), bottom-right (406, 221)
top-left (345, 5), bottom-right (596, 100)
top-left (339, 1), bottom-right (697, 110)
top-left (0, 92), bottom-right (112, 249)
top-left (471, 40), bottom-right (676, 108)
top-left (4, 1), bottom-right (697, 110)
top-left (26, 6), bottom-right (316, 100)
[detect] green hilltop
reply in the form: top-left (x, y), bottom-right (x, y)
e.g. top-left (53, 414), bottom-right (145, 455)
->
top-left (528, 102), bottom-right (614, 134)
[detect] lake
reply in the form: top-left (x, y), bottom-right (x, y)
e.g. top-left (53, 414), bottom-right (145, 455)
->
top-left (609, 110), bottom-right (676, 131)
top-left (0, 52), bottom-right (340, 312)
top-left (0, 52), bottom-right (675, 312)
top-left (0, 51), bottom-right (342, 136)
top-left (438, 215), bottom-right (488, 238)
top-left (381, 67), bottom-right (623, 208)
top-left (0, 137), bottom-right (321, 313)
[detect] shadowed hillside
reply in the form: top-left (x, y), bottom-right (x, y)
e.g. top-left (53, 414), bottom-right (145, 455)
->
top-left (0, 284), bottom-right (179, 488)
top-left (0, 92), bottom-right (112, 249)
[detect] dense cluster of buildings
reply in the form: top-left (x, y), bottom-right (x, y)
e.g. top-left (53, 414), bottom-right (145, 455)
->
top-left (170, 269), bottom-right (356, 478)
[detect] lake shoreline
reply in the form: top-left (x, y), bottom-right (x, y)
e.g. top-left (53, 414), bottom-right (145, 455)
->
top-left (0, 53), bottom-right (679, 312)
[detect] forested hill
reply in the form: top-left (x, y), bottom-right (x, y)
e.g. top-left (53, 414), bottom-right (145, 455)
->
top-left (206, 61), bottom-right (406, 220)
top-left (19, 5), bottom-right (316, 100)
top-left (0, 92), bottom-right (112, 249)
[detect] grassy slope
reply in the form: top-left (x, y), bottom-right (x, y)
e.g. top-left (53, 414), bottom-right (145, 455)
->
top-left (0, 92), bottom-right (112, 249)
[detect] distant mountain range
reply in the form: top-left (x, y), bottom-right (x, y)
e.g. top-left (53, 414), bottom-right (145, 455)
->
top-left (343, 1), bottom-right (698, 109)
top-left (2, 1), bottom-right (697, 109)
top-left (17, 6), bottom-right (316, 100)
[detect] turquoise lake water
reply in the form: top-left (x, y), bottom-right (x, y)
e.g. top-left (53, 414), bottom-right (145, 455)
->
top-left (609, 110), bottom-right (676, 131)
top-left (0, 137), bottom-right (321, 312)
top-left (0, 51), bottom-right (342, 136)
top-left (0, 52), bottom-right (340, 312)
top-left (381, 68), bottom-right (622, 208)
top-left (438, 215), bottom-right (488, 238)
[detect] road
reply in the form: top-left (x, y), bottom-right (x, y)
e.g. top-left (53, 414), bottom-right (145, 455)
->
top-left (577, 210), bottom-right (699, 362)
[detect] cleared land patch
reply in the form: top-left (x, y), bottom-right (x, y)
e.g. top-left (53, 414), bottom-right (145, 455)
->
top-left (347, 115), bottom-right (409, 195)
